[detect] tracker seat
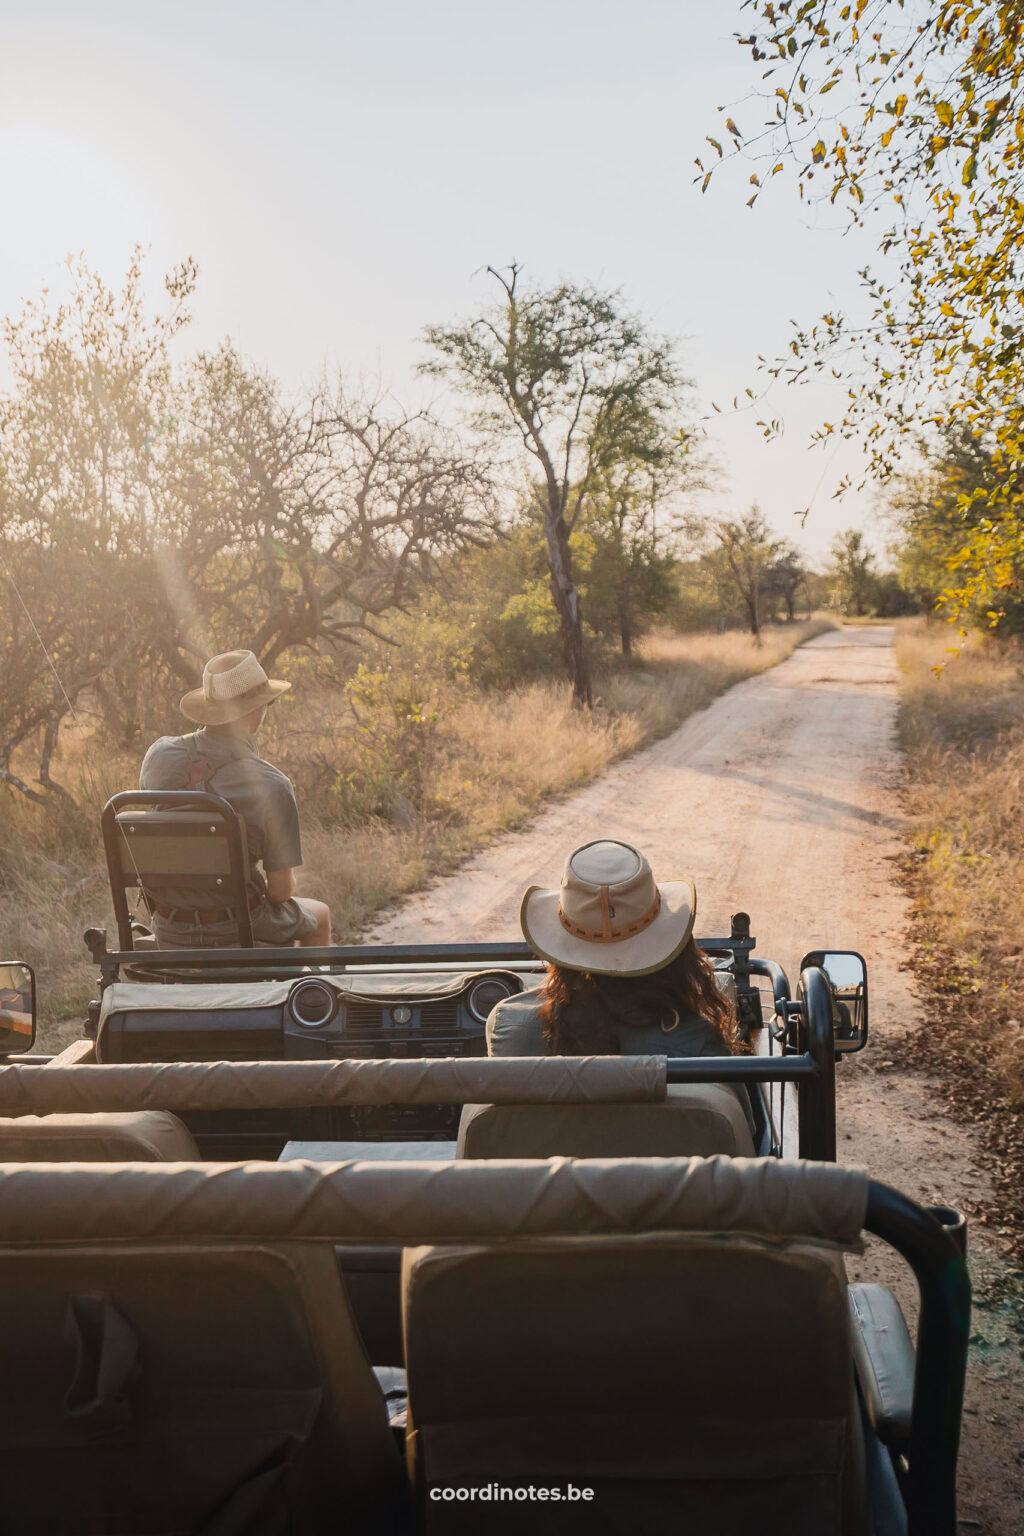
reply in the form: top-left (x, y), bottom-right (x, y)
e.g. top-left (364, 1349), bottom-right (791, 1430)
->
top-left (102, 790), bottom-right (255, 951)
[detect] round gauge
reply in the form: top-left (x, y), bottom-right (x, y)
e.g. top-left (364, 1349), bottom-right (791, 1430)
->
top-left (466, 974), bottom-right (518, 1024)
top-left (288, 979), bottom-right (337, 1029)
top-left (392, 1005), bottom-right (413, 1026)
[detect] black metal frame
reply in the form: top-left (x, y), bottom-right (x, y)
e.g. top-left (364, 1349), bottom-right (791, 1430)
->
top-left (865, 1183), bottom-right (971, 1536)
top-left (101, 791), bottom-right (255, 951)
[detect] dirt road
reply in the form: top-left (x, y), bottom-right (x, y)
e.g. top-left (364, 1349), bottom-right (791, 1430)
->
top-left (368, 627), bottom-right (1023, 1533)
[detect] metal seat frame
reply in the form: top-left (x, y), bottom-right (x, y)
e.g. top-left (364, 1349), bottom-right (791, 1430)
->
top-left (101, 790), bottom-right (255, 951)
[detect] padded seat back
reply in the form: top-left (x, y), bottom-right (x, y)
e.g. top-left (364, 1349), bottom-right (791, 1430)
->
top-left (113, 807), bottom-right (251, 904)
top-left (0, 1111), bottom-right (199, 1162)
top-left (457, 1082), bottom-right (755, 1159)
top-left (102, 793), bottom-right (255, 950)
top-left (403, 1233), bottom-right (867, 1535)
top-left (0, 1238), bottom-right (403, 1534)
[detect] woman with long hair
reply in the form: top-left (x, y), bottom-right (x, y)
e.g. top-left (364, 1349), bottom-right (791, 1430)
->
top-left (486, 839), bottom-right (748, 1064)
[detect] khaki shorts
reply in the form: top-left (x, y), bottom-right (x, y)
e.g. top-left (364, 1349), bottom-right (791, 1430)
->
top-left (152, 897), bottom-right (319, 949)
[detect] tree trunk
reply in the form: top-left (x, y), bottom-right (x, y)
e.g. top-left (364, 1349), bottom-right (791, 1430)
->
top-left (784, 591), bottom-right (795, 622)
top-left (744, 587), bottom-right (761, 641)
top-left (620, 623), bottom-right (633, 658)
top-left (544, 514), bottom-right (592, 708)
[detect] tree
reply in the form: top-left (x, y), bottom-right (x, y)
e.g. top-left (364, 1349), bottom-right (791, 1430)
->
top-left (0, 255), bottom-right (496, 801)
top-left (0, 249), bottom-right (197, 795)
top-left (713, 507), bottom-right (784, 640)
top-left (422, 265), bottom-right (688, 705)
top-left (828, 529), bottom-right (876, 617)
top-left (889, 423), bottom-right (1024, 628)
top-left (761, 542), bottom-right (806, 623)
top-left (703, 2), bottom-right (1024, 631)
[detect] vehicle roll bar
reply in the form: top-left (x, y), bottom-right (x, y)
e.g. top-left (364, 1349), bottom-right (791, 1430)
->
top-left (865, 1183), bottom-right (971, 1536)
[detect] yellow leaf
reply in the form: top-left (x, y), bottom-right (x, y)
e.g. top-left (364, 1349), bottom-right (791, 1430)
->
top-left (894, 94), bottom-right (907, 119)
top-left (812, 140), bottom-right (827, 162)
top-left (935, 99), bottom-right (953, 128)
top-left (726, 117), bottom-right (741, 138)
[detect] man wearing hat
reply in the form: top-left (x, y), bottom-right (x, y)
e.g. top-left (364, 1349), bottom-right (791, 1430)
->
top-left (139, 650), bottom-right (331, 949)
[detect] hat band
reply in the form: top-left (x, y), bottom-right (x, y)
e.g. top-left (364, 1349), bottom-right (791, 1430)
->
top-left (557, 888), bottom-right (662, 945)
top-left (205, 681), bottom-right (271, 707)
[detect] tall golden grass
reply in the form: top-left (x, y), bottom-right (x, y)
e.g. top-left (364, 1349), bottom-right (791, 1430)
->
top-left (897, 621), bottom-right (1024, 1104)
top-left (1, 620), bottom-right (833, 1051)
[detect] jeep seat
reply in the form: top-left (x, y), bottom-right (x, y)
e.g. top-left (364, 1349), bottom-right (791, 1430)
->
top-left (403, 1199), bottom-right (868, 1533)
top-left (457, 1081), bottom-right (755, 1159)
top-left (0, 1236), bottom-right (404, 1534)
top-left (0, 1110), bottom-right (199, 1162)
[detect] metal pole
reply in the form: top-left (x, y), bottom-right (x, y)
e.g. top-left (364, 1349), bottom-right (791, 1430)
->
top-left (865, 1184), bottom-right (971, 1536)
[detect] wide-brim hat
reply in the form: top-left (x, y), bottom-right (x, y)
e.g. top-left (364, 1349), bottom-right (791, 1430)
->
top-left (521, 839), bottom-right (696, 978)
top-left (180, 650), bottom-right (291, 725)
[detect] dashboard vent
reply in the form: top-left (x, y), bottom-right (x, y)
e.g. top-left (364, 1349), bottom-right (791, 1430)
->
top-left (419, 998), bottom-right (461, 1034)
top-left (344, 1001), bottom-right (385, 1036)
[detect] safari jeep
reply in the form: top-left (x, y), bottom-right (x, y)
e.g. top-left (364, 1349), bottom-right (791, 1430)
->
top-left (0, 789), bottom-right (970, 1534)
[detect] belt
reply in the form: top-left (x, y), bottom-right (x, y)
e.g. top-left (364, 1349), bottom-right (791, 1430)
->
top-left (153, 904), bottom-right (235, 925)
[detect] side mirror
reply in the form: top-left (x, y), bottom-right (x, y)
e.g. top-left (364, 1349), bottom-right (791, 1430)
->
top-left (0, 961), bottom-right (36, 1055)
top-left (800, 949), bottom-right (868, 1053)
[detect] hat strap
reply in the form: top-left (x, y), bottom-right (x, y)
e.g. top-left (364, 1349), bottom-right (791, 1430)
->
top-left (557, 888), bottom-right (662, 944)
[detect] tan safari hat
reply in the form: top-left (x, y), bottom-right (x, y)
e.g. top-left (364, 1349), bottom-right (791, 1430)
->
top-left (179, 650), bottom-right (291, 726)
top-left (520, 840), bottom-right (696, 977)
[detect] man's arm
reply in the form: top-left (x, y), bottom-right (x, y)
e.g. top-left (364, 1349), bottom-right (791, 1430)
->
top-left (265, 867), bottom-right (297, 903)
top-left (260, 771), bottom-right (303, 904)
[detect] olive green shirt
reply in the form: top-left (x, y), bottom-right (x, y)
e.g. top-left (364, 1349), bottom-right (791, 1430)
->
top-left (487, 986), bottom-right (758, 1139)
top-left (140, 724), bottom-right (304, 878)
top-left (486, 986), bottom-right (736, 1060)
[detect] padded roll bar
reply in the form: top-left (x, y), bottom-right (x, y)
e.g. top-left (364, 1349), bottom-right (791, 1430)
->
top-left (0, 1055), bottom-right (667, 1114)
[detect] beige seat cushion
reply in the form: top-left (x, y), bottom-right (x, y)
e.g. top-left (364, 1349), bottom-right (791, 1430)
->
top-left (457, 1082), bottom-right (755, 1159)
top-left (0, 1110), bottom-right (199, 1162)
top-left (403, 1233), bottom-right (867, 1534)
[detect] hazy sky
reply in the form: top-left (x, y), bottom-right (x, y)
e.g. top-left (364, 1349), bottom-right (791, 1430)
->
top-left (1, 0), bottom-right (891, 561)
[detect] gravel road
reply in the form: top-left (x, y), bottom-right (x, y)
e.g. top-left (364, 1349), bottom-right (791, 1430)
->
top-left (368, 627), bottom-right (1023, 1533)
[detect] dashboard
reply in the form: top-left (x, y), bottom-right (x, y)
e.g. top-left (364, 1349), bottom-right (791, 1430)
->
top-left (97, 968), bottom-right (536, 1154)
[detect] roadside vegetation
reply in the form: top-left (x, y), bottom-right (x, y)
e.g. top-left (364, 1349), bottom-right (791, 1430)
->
top-left (897, 621), bottom-right (1024, 1251)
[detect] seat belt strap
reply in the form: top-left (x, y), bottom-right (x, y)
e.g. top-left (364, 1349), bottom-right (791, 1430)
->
top-left (183, 732), bottom-right (216, 793)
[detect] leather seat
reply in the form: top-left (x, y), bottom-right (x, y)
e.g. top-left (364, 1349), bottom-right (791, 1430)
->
top-left (457, 1082), bottom-right (755, 1159)
top-left (0, 1237), bottom-right (405, 1534)
top-left (403, 1235), bottom-right (868, 1534)
top-left (0, 1110), bottom-right (200, 1162)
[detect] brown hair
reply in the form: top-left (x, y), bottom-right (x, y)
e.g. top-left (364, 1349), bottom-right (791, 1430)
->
top-left (538, 938), bottom-right (745, 1056)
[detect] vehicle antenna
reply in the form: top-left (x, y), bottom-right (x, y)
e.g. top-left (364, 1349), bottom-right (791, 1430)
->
top-left (0, 549), bottom-right (82, 728)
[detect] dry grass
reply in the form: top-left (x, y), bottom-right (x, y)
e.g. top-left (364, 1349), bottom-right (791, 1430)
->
top-left (2, 620), bottom-right (833, 1050)
top-left (897, 622), bottom-right (1024, 1107)
top-left (896, 620), bottom-right (1024, 1254)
